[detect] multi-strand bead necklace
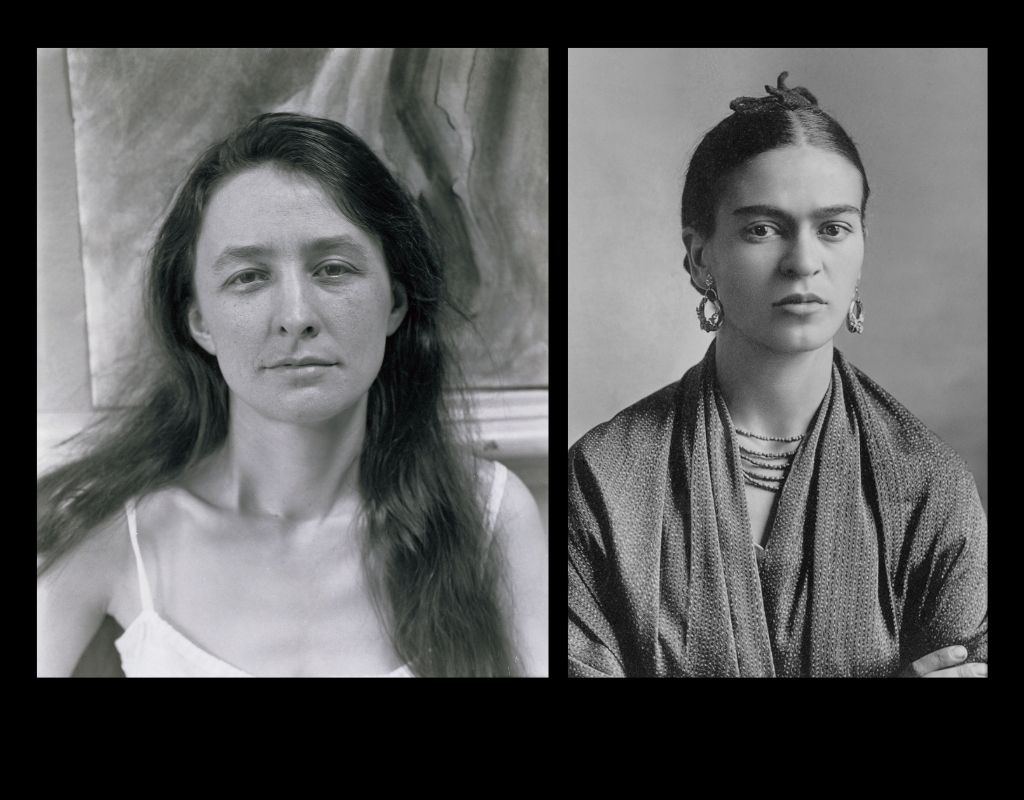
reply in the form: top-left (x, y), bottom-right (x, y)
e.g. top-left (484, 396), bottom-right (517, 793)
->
top-left (735, 427), bottom-right (804, 493)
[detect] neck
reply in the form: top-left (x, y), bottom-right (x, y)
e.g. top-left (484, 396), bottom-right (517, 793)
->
top-left (713, 324), bottom-right (833, 440)
top-left (190, 393), bottom-right (368, 525)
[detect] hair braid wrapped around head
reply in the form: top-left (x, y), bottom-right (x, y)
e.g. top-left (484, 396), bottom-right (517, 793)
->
top-left (729, 71), bottom-right (818, 113)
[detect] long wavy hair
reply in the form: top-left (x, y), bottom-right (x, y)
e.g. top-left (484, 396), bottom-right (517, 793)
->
top-left (37, 112), bottom-right (519, 677)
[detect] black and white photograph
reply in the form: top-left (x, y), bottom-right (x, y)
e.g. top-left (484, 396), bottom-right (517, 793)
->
top-left (568, 48), bottom-right (986, 677)
top-left (39, 48), bottom-right (549, 677)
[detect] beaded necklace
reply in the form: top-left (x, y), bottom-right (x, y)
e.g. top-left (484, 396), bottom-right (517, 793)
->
top-left (735, 426), bottom-right (805, 493)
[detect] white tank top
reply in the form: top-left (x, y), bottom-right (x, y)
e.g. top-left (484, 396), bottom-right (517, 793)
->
top-left (114, 462), bottom-right (509, 677)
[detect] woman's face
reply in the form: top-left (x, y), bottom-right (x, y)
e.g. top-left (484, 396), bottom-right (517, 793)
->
top-left (689, 145), bottom-right (865, 353)
top-left (189, 164), bottom-right (407, 424)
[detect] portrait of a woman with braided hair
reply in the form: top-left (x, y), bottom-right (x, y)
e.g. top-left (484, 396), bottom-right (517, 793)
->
top-left (568, 58), bottom-right (987, 677)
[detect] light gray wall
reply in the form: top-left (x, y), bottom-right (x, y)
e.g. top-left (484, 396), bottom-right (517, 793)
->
top-left (569, 48), bottom-right (987, 511)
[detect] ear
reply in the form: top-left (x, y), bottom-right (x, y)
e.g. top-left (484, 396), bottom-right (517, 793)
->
top-left (187, 302), bottom-right (218, 356)
top-left (682, 226), bottom-right (713, 291)
top-left (386, 281), bottom-right (408, 336)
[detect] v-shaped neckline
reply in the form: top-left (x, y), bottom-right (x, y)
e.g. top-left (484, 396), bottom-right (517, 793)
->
top-left (716, 399), bottom-right (793, 566)
top-left (713, 365), bottom-right (834, 569)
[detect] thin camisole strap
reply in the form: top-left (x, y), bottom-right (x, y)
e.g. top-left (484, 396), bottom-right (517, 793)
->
top-left (124, 499), bottom-right (155, 614)
top-left (485, 461), bottom-right (508, 536)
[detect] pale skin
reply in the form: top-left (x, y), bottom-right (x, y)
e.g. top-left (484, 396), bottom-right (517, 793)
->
top-left (37, 164), bottom-right (548, 676)
top-left (187, 165), bottom-right (406, 526)
top-left (683, 145), bottom-right (982, 677)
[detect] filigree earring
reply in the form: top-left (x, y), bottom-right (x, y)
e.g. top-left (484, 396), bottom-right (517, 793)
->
top-left (846, 282), bottom-right (864, 334)
top-left (697, 274), bottom-right (724, 332)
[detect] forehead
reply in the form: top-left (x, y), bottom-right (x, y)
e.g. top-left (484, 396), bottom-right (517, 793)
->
top-left (717, 146), bottom-right (862, 213)
top-left (196, 164), bottom-right (379, 263)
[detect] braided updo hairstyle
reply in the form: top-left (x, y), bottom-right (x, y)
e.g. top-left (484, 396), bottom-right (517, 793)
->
top-left (682, 72), bottom-right (870, 294)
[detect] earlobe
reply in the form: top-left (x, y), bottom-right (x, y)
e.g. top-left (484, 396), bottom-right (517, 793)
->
top-left (187, 304), bottom-right (217, 356)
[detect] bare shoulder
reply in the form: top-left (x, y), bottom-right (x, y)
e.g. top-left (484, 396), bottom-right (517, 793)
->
top-left (487, 461), bottom-right (548, 677)
top-left (472, 455), bottom-right (497, 494)
top-left (37, 501), bottom-right (134, 677)
top-left (37, 500), bottom-right (133, 595)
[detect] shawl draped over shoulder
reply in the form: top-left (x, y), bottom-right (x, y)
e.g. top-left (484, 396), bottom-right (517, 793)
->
top-left (568, 341), bottom-right (987, 677)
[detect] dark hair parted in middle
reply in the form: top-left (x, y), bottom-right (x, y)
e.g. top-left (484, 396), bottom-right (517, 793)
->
top-left (37, 113), bottom-right (519, 676)
top-left (681, 72), bottom-right (870, 289)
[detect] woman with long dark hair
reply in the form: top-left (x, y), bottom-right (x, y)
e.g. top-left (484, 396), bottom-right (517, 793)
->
top-left (38, 113), bottom-right (547, 677)
top-left (568, 73), bottom-right (986, 678)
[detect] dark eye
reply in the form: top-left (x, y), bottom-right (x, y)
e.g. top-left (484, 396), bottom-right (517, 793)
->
top-left (821, 224), bottom-right (848, 239)
top-left (236, 270), bottom-right (260, 284)
top-left (319, 262), bottom-right (349, 277)
top-left (748, 224), bottom-right (776, 238)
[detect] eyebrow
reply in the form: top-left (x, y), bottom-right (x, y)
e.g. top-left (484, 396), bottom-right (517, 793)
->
top-left (211, 235), bottom-right (371, 273)
top-left (732, 204), bottom-right (862, 222)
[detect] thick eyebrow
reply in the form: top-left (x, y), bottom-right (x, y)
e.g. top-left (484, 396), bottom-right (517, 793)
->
top-left (211, 235), bottom-right (371, 273)
top-left (732, 204), bottom-right (861, 222)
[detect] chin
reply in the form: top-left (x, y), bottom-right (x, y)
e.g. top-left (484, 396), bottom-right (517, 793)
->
top-left (755, 322), bottom-right (840, 354)
top-left (777, 333), bottom-right (837, 353)
top-left (232, 385), bottom-right (371, 426)
top-left (268, 405), bottom-right (356, 424)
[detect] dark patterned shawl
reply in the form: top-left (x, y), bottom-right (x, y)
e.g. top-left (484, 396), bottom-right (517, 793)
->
top-left (568, 341), bottom-right (988, 677)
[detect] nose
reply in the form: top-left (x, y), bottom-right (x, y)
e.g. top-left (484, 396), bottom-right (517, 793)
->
top-left (272, 270), bottom-right (320, 338)
top-left (780, 227), bottom-right (823, 278)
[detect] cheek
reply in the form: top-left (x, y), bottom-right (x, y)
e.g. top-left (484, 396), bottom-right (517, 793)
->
top-left (322, 307), bottom-right (386, 353)
top-left (715, 244), bottom-right (772, 294)
top-left (205, 280), bottom-right (393, 362)
top-left (328, 282), bottom-right (392, 330)
top-left (836, 240), bottom-right (864, 279)
top-left (210, 303), bottom-right (264, 357)
top-left (852, 238), bottom-right (866, 266)
top-left (718, 239), bottom-right (773, 272)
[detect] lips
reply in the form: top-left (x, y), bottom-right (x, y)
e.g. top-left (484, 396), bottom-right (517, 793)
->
top-left (774, 293), bottom-right (826, 306)
top-left (267, 357), bottom-right (336, 368)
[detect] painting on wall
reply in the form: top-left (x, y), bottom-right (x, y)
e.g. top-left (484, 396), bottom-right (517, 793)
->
top-left (67, 48), bottom-right (548, 407)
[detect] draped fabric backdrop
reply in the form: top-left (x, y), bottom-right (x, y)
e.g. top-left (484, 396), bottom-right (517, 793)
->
top-left (39, 49), bottom-right (549, 675)
top-left (39, 46), bottom-right (548, 526)
top-left (66, 48), bottom-right (548, 406)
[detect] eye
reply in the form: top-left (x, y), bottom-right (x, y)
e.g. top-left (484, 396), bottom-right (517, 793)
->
top-left (820, 223), bottom-right (851, 240)
top-left (318, 262), bottom-right (349, 277)
top-left (746, 223), bottom-right (778, 239)
top-left (232, 270), bottom-right (264, 285)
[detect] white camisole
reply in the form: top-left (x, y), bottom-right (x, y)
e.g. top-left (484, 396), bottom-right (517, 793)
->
top-left (114, 462), bottom-right (508, 677)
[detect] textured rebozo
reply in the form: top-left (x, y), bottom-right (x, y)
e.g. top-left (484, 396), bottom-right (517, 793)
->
top-left (568, 341), bottom-right (987, 677)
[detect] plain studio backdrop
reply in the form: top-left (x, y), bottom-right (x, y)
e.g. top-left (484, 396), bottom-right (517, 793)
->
top-left (568, 48), bottom-right (987, 512)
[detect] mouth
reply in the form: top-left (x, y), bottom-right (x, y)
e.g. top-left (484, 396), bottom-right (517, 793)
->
top-left (774, 293), bottom-right (826, 306)
top-left (266, 358), bottom-right (337, 369)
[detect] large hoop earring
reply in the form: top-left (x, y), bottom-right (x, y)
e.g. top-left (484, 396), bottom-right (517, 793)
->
top-left (697, 274), bottom-right (723, 332)
top-left (846, 283), bottom-right (864, 334)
